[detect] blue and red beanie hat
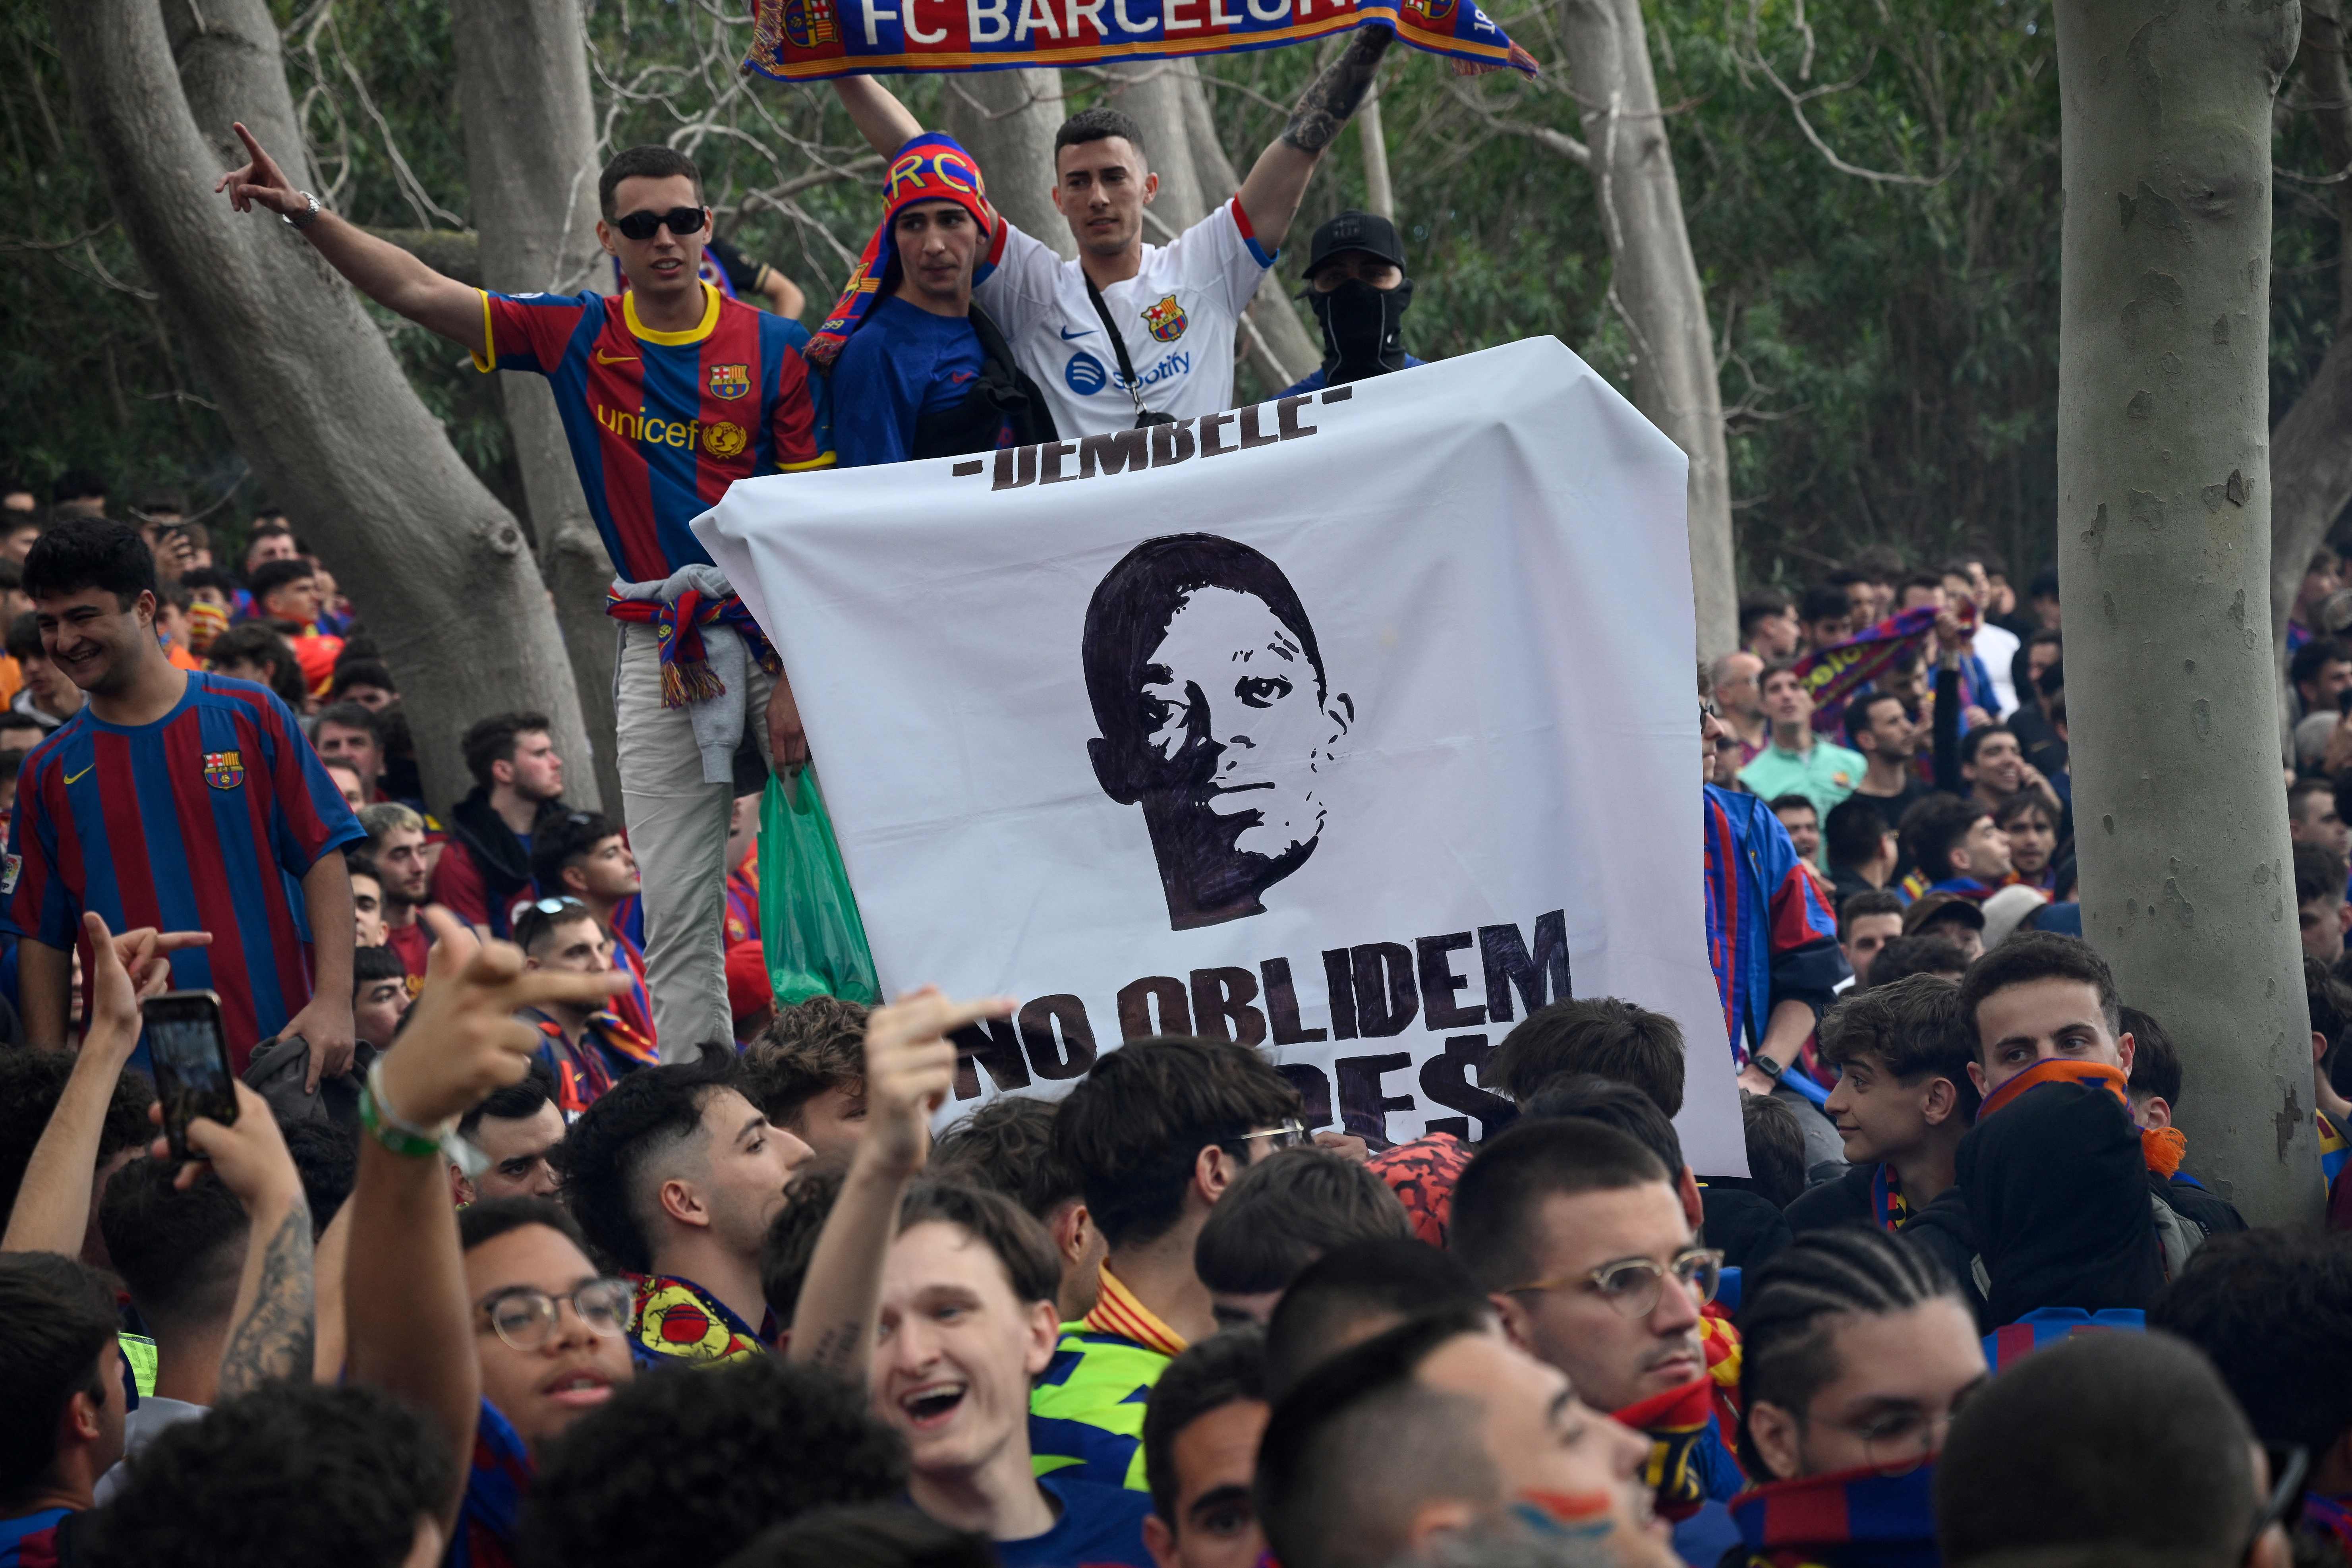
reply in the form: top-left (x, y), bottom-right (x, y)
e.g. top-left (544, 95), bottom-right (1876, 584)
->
top-left (806, 132), bottom-right (1001, 368)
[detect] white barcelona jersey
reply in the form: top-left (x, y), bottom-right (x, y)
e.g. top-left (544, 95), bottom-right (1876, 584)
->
top-left (977, 198), bottom-right (1275, 439)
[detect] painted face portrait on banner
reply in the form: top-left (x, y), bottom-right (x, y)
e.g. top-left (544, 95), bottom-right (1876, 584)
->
top-left (1083, 533), bottom-right (1355, 931)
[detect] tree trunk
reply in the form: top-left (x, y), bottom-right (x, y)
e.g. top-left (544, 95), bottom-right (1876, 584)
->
top-left (1358, 86), bottom-right (1395, 221)
top-left (1558, 0), bottom-right (1737, 661)
top-left (452, 0), bottom-right (622, 818)
top-left (2056, 0), bottom-right (2320, 1225)
top-left (941, 69), bottom-right (1076, 260)
top-left (1173, 63), bottom-right (1323, 390)
top-left (2269, 0), bottom-right (2352, 665)
top-left (50, 0), bottom-right (592, 814)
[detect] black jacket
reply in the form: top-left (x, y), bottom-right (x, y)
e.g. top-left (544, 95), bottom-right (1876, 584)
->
top-left (445, 789), bottom-right (566, 937)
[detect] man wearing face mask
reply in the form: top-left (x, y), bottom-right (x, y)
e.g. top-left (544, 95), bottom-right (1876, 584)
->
top-left (1281, 212), bottom-right (1427, 396)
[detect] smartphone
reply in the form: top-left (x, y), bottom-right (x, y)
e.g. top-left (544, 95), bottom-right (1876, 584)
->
top-left (143, 990), bottom-right (237, 1161)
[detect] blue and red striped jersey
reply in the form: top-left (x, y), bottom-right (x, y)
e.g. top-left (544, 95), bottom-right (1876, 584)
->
top-left (0, 673), bottom-right (367, 1066)
top-left (473, 283), bottom-right (833, 584)
top-left (1701, 783), bottom-right (1848, 1067)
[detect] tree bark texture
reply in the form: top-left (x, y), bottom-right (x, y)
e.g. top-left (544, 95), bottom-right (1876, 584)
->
top-left (941, 68), bottom-right (1076, 260)
top-left (1172, 63), bottom-right (1324, 389)
top-left (1558, 0), bottom-right (1737, 661)
top-left (49, 0), bottom-right (593, 814)
top-left (2055, 0), bottom-right (2321, 1225)
top-left (2269, 0), bottom-right (2352, 666)
top-left (453, 0), bottom-right (622, 818)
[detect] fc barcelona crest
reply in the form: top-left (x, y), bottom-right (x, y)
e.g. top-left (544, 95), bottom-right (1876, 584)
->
top-left (201, 750), bottom-right (245, 791)
top-left (1403, 0), bottom-right (1456, 20)
top-left (1140, 294), bottom-right (1188, 344)
top-left (708, 362), bottom-right (752, 401)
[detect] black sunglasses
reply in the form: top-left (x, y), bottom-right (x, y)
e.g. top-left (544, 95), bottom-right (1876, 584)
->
top-left (613, 206), bottom-right (706, 242)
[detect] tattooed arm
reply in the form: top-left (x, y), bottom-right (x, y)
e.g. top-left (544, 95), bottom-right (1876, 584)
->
top-left (1235, 27), bottom-right (1396, 251)
top-left (218, 1194), bottom-right (316, 1397)
top-left (163, 1080), bottom-right (316, 1396)
top-left (789, 989), bottom-right (1010, 1383)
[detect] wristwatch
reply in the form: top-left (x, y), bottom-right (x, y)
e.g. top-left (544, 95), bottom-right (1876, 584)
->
top-left (1749, 1053), bottom-right (1786, 1081)
top-left (282, 190), bottom-right (321, 231)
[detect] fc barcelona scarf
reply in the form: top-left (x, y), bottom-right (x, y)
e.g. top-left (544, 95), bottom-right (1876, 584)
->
top-left (806, 134), bottom-right (999, 371)
top-left (1869, 1164), bottom-right (1910, 1234)
top-left (1727, 1462), bottom-right (1942, 1568)
top-left (1789, 605), bottom-right (1969, 715)
top-left (745, 1), bottom-right (1536, 84)
top-left (604, 585), bottom-right (780, 709)
top-left (1978, 1058), bottom-right (2187, 1179)
top-left (1614, 1376), bottom-right (1720, 1522)
top-left (2321, 1112), bottom-right (2348, 1189)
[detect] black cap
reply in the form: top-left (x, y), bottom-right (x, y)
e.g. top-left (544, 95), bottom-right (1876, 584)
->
top-left (1303, 211), bottom-right (1406, 280)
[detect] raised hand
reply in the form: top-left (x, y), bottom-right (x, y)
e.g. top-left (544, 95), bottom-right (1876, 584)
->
top-left (213, 121), bottom-right (306, 218)
top-left (859, 986), bottom-right (1014, 1179)
top-left (375, 908), bottom-right (626, 1130)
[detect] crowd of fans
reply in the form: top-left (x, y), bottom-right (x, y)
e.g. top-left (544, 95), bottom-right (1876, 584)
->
top-left (4, 72), bottom-right (2352, 1568)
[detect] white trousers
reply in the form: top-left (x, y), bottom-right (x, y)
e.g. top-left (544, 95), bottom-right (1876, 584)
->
top-left (614, 622), bottom-right (773, 1059)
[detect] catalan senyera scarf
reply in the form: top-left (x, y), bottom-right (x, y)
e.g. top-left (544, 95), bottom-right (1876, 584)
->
top-left (1978, 1058), bottom-right (2186, 1179)
top-left (603, 584), bottom-right (779, 710)
top-left (806, 133), bottom-right (999, 370)
top-left (1727, 1462), bottom-right (1942, 1568)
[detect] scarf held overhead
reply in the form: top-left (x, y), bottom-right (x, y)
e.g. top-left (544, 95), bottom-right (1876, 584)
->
top-left (744, 1), bottom-right (1536, 81)
top-left (808, 134), bottom-right (1001, 370)
top-left (1788, 603), bottom-right (1974, 713)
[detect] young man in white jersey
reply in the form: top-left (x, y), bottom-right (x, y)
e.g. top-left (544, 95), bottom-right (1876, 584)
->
top-left (829, 31), bottom-right (1390, 437)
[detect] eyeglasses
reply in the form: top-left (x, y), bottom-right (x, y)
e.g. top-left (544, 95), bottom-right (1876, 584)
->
top-left (1507, 1247), bottom-right (1724, 1319)
top-left (476, 1278), bottom-right (634, 1351)
top-left (612, 206), bottom-right (707, 241)
top-left (529, 897), bottom-right (586, 916)
top-left (1815, 1404), bottom-right (1965, 1476)
top-left (2244, 1446), bottom-right (2309, 1562)
top-left (1229, 1119), bottom-right (1310, 1152)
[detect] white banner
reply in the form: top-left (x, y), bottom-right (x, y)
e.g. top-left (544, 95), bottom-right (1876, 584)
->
top-left (698, 337), bottom-right (1745, 1175)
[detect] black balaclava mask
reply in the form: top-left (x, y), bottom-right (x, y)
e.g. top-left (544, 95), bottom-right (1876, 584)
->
top-left (1307, 276), bottom-right (1413, 385)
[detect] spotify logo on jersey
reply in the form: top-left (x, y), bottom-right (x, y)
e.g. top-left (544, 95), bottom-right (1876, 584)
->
top-left (1065, 350), bottom-right (1108, 395)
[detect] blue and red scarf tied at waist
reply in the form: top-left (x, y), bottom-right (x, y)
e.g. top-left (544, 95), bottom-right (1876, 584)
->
top-left (604, 585), bottom-right (780, 710)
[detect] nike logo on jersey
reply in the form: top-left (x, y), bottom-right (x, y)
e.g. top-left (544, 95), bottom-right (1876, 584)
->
top-left (594, 350), bottom-right (640, 365)
top-left (63, 765), bottom-right (92, 784)
top-left (1059, 326), bottom-right (1094, 340)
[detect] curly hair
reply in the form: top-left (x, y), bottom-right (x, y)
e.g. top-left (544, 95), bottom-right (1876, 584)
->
top-left (521, 1355), bottom-right (908, 1568)
top-left (931, 1095), bottom-right (1080, 1221)
top-left (0, 1048), bottom-right (155, 1222)
top-left (743, 996), bottom-right (868, 1129)
top-left (79, 1383), bottom-right (451, 1568)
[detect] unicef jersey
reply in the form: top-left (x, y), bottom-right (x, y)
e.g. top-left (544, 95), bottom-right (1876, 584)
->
top-left (977, 199), bottom-right (1274, 439)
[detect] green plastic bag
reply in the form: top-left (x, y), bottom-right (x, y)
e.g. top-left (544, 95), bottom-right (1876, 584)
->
top-left (758, 768), bottom-right (881, 1007)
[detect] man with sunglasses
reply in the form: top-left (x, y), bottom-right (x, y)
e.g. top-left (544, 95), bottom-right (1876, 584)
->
top-left (1452, 1117), bottom-right (1747, 1566)
top-left (341, 909), bottom-right (634, 1568)
top-left (216, 125), bottom-right (833, 1062)
top-left (514, 899), bottom-right (656, 1117)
